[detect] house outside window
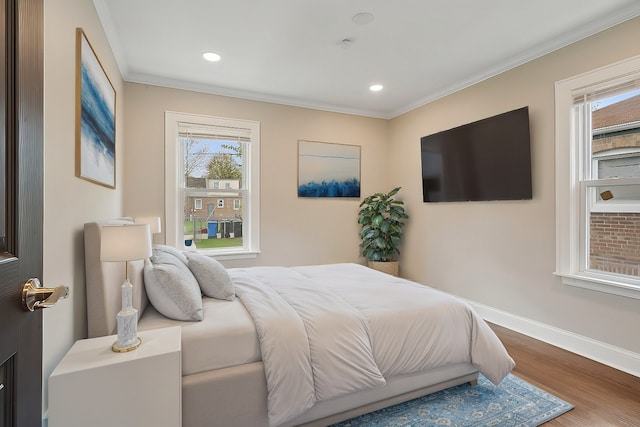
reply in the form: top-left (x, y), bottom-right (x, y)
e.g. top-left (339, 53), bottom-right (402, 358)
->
top-left (555, 55), bottom-right (640, 299)
top-left (165, 112), bottom-right (260, 258)
top-left (589, 96), bottom-right (640, 276)
top-left (234, 199), bottom-right (240, 210)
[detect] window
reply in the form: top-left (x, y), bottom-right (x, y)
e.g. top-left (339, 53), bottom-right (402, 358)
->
top-left (165, 112), bottom-right (260, 258)
top-left (555, 54), bottom-right (640, 299)
top-left (592, 150), bottom-right (640, 211)
top-left (234, 199), bottom-right (240, 210)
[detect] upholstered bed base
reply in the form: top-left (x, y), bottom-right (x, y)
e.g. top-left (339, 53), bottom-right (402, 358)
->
top-left (84, 219), bottom-right (480, 427)
top-left (182, 361), bottom-right (478, 427)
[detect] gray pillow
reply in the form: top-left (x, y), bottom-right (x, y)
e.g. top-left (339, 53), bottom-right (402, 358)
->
top-left (144, 254), bottom-right (203, 321)
top-left (185, 252), bottom-right (235, 301)
top-left (151, 244), bottom-right (188, 265)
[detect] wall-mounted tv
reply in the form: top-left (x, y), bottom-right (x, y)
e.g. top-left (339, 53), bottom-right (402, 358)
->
top-left (421, 106), bottom-right (532, 203)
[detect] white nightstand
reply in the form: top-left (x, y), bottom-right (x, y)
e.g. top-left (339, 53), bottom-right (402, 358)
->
top-left (48, 326), bottom-right (182, 427)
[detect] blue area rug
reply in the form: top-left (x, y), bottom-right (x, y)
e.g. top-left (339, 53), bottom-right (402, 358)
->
top-left (330, 374), bottom-right (573, 427)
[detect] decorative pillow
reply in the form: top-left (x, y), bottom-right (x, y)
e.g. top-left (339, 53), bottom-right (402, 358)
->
top-left (144, 253), bottom-right (203, 321)
top-left (151, 244), bottom-right (188, 265)
top-left (185, 252), bottom-right (235, 301)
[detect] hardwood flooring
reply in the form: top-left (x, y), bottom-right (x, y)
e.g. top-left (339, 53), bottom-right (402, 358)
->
top-left (490, 323), bottom-right (640, 426)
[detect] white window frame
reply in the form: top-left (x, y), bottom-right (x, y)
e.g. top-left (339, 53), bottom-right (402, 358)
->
top-left (234, 199), bottom-right (240, 210)
top-left (217, 199), bottom-right (224, 208)
top-left (194, 199), bottom-right (202, 210)
top-left (555, 54), bottom-right (640, 300)
top-left (591, 148), bottom-right (640, 213)
top-left (165, 111), bottom-right (260, 259)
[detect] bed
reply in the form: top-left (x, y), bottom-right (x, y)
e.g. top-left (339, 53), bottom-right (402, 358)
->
top-left (84, 219), bottom-right (515, 427)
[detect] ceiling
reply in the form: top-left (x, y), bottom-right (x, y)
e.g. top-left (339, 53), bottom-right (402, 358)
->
top-left (93, 0), bottom-right (640, 119)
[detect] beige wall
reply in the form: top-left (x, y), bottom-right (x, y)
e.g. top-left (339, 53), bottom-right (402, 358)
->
top-left (389, 16), bottom-right (640, 355)
top-left (40, 3), bottom-right (640, 422)
top-left (123, 83), bottom-right (389, 267)
top-left (43, 0), bottom-right (125, 414)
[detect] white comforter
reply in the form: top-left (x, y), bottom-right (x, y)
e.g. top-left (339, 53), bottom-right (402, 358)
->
top-left (231, 263), bottom-right (515, 426)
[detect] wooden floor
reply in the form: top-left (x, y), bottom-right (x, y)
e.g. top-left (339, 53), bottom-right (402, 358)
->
top-left (490, 323), bottom-right (640, 426)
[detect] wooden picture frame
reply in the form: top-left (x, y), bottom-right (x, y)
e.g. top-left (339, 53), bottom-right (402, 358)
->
top-left (75, 28), bottom-right (116, 188)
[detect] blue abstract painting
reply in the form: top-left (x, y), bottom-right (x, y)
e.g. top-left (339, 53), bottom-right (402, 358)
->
top-left (77, 29), bottom-right (116, 188)
top-left (298, 140), bottom-right (360, 198)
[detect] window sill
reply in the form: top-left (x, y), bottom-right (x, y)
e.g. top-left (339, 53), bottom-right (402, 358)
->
top-left (556, 271), bottom-right (640, 300)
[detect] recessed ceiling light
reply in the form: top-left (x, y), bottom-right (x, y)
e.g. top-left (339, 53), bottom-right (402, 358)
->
top-left (369, 84), bottom-right (383, 92)
top-left (353, 12), bottom-right (374, 25)
top-left (202, 52), bottom-right (221, 62)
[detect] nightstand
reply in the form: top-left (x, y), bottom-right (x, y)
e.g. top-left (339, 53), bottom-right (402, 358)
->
top-left (48, 326), bottom-right (182, 427)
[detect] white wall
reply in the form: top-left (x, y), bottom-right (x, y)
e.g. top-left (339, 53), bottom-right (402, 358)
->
top-left (389, 17), bottom-right (640, 362)
top-left (43, 0), bottom-right (124, 416)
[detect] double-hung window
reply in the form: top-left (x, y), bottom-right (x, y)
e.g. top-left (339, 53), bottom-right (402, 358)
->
top-left (165, 112), bottom-right (260, 258)
top-left (555, 55), bottom-right (640, 299)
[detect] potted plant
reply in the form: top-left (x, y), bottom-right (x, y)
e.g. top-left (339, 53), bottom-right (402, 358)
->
top-left (358, 187), bottom-right (409, 276)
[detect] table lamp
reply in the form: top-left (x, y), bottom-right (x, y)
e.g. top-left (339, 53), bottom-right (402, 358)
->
top-left (100, 223), bottom-right (152, 352)
top-left (134, 216), bottom-right (162, 235)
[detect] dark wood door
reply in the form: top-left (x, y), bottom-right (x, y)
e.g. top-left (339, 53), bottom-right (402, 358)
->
top-left (0, 0), bottom-right (43, 426)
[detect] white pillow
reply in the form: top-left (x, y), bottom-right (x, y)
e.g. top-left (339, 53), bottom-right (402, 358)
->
top-left (144, 248), bottom-right (203, 321)
top-left (185, 252), bottom-right (235, 301)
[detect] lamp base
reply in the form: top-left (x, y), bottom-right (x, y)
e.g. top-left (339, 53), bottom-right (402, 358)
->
top-left (113, 278), bottom-right (141, 353)
top-left (112, 336), bottom-right (142, 353)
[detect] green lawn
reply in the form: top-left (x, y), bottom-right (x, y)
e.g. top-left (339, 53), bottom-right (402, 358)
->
top-left (193, 237), bottom-right (243, 249)
top-left (184, 219), bottom-right (208, 235)
top-left (185, 219), bottom-right (242, 249)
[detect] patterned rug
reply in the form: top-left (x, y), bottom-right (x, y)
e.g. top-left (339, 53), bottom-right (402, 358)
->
top-left (330, 374), bottom-right (573, 427)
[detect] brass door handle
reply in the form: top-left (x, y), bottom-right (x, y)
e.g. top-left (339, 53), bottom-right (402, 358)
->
top-left (21, 278), bottom-right (69, 311)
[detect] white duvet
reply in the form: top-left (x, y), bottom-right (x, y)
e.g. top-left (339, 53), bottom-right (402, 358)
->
top-left (231, 263), bottom-right (515, 427)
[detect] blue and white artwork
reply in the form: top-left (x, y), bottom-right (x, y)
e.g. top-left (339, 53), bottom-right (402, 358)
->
top-left (77, 30), bottom-right (116, 188)
top-left (298, 140), bottom-right (361, 198)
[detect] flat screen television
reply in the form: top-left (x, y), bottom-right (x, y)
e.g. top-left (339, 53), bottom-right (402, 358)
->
top-left (420, 106), bottom-right (532, 202)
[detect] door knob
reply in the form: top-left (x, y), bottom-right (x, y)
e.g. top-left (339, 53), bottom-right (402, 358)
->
top-left (21, 278), bottom-right (69, 311)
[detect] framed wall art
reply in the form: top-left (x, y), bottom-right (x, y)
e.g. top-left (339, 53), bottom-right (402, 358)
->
top-left (298, 140), bottom-right (361, 198)
top-left (76, 28), bottom-right (116, 188)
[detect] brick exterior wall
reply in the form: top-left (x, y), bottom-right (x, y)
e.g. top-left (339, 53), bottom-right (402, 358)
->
top-left (592, 133), bottom-right (640, 153)
top-left (590, 212), bottom-right (640, 277)
top-left (589, 94), bottom-right (640, 277)
top-left (187, 196), bottom-right (241, 221)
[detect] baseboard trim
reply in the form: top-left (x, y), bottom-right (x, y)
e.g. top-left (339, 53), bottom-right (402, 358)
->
top-left (465, 299), bottom-right (640, 379)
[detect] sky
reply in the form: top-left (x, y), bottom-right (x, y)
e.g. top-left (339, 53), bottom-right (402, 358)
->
top-left (592, 88), bottom-right (640, 110)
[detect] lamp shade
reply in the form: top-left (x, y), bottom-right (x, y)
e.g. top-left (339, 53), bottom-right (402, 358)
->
top-left (134, 216), bottom-right (162, 234)
top-left (100, 224), bottom-right (152, 262)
